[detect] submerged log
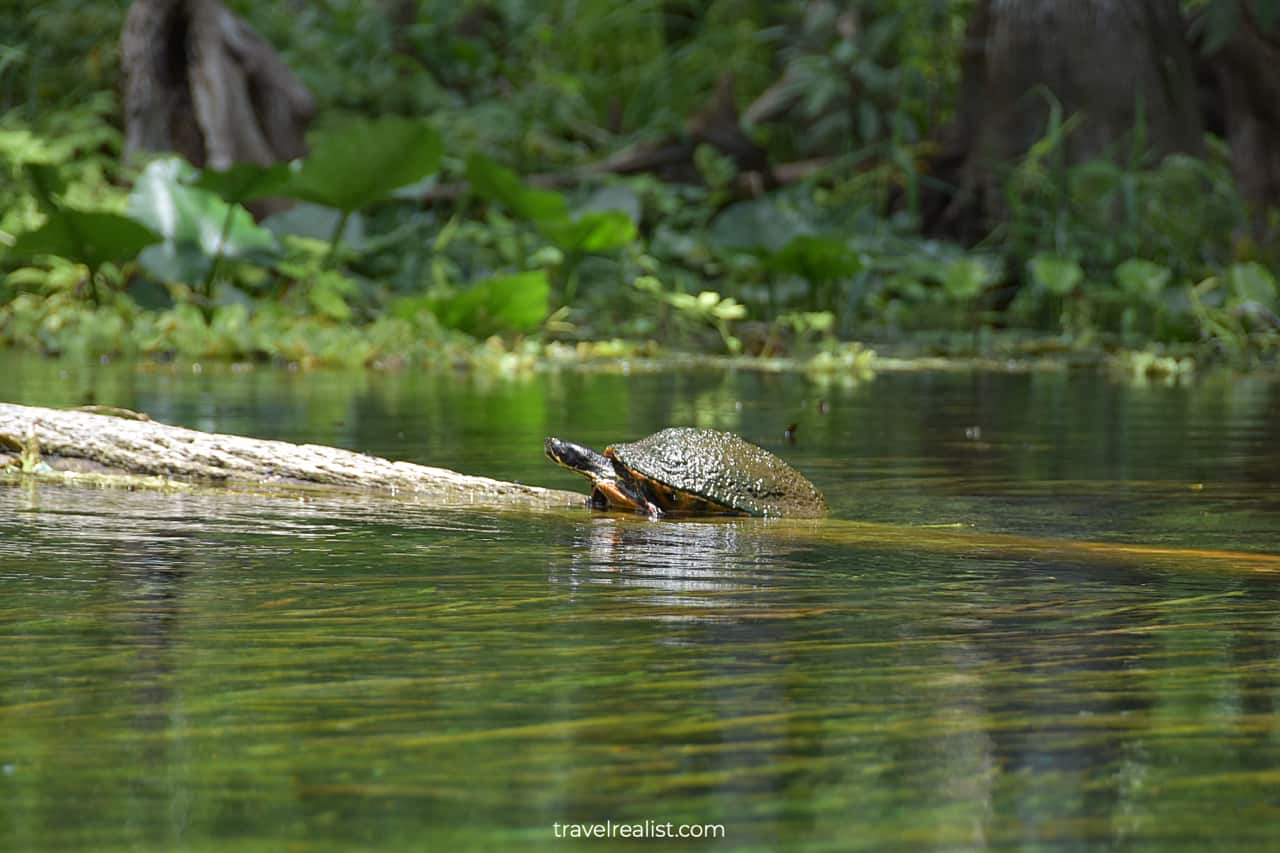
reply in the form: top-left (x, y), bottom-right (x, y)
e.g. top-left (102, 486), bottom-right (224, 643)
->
top-left (3, 405), bottom-right (1278, 577)
top-left (0, 403), bottom-right (579, 510)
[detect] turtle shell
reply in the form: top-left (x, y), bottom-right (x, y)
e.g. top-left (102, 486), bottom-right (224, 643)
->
top-left (606, 427), bottom-right (827, 518)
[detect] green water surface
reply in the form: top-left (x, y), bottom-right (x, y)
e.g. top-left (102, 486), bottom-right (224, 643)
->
top-left (2, 356), bottom-right (1279, 851)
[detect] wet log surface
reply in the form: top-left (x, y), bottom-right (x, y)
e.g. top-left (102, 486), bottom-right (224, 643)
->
top-left (0, 403), bottom-right (580, 510)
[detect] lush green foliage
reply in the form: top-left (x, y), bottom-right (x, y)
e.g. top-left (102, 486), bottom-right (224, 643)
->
top-left (0, 0), bottom-right (1277, 368)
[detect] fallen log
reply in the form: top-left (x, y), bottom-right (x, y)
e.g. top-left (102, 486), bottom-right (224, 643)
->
top-left (0, 402), bottom-right (580, 510)
top-left (4, 404), bottom-right (1277, 579)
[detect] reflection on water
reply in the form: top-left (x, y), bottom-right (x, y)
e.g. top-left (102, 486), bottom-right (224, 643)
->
top-left (552, 517), bottom-right (800, 607)
top-left (2, 358), bottom-right (1280, 850)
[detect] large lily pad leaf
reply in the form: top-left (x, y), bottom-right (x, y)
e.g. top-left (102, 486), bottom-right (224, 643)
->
top-left (766, 235), bottom-right (862, 282)
top-left (287, 116), bottom-right (443, 213)
top-left (1029, 254), bottom-right (1084, 296)
top-left (7, 210), bottom-right (159, 269)
top-left (940, 256), bottom-right (1000, 300)
top-left (261, 203), bottom-right (365, 248)
top-left (539, 211), bottom-right (637, 253)
top-left (709, 195), bottom-right (816, 253)
top-left (465, 153), bottom-right (569, 222)
top-left (1226, 261), bottom-right (1277, 309)
top-left (424, 270), bottom-right (550, 338)
top-left (194, 162), bottom-right (292, 204)
top-left (464, 155), bottom-right (637, 255)
top-left (128, 158), bottom-right (277, 283)
top-left (1115, 258), bottom-right (1171, 303)
top-left (578, 184), bottom-right (642, 223)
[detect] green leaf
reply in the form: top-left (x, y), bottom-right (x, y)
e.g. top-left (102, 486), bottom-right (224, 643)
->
top-left (1196, 0), bottom-right (1241, 54)
top-left (577, 185), bottom-right (641, 223)
top-left (308, 272), bottom-right (355, 322)
top-left (539, 211), bottom-right (636, 253)
top-left (1257, 0), bottom-right (1280, 31)
top-left (7, 210), bottom-right (159, 269)
top-left (766, 235), bottom-right (862, 282)
top-left (1115, 258), bottom-right (1171, 303)
top-left (1225, 261), bottom-right (1277, 308)
top-left (128, 158), bottom-right (277, 283)
top-left (1068, 159), bottom-right (1122, 199)
top-left (23, 163), bottom-right (67, 213)
top-left (941, 257), bottom-right (999, 300)
top-left (465, 153), bottom-right (568, 222)
top-left (287, 116), bottom-right (443, 213)
top-left (693, 144), bottom-right (736, 189)
top-left (1029, 254), bottom-right (1084, 295)
top-left (0, 128), bottom-right (57, 166)
top-left (420, 270), bottom-right (550, 338)
top-left (194, 162), bottom-right (292, 204)
top-left (262, 204), bottom-right (365, 247)
top-left (709, 195), bottom-right (815, 253)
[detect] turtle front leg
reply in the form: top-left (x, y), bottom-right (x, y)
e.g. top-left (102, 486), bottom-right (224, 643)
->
top-left (591, 481), bottom-right (663, 519)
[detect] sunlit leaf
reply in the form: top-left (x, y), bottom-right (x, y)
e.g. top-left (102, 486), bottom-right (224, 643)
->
top-left (0, 128), bottom-right (57, 165)
top-left (1225, 261), bottom-right (1277, 308)
top-left (940, 257), bottom-right (999, 300)
top-left (1029, 254), bottom-right (1084, 295)
top-left (707, 292), bottom-right (747, 320)
top-left (539, 211), bottom-right (636, 253)
top-left (308, 272), bottom-right (355, 321)
top-left (287, 116), bottom-right (443, 213)
top-left (128, 158), bottom-right (277, 283)
top-left (410, 270), bottom-right (550, 338)
top-left (1115, 258), bottom-right (1171, 302)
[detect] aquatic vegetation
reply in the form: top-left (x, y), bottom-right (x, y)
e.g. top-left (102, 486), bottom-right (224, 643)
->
top-left (1, 1), bottom-right (1279, 370)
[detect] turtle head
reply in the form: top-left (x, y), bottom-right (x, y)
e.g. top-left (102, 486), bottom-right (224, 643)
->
top-left (544, 436), bottom-right (615, 483)
top-left (545, 436), bottom-right (664, 518)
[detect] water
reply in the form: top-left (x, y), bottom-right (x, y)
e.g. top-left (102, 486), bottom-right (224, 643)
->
top-left (2, 355), bottom-right (1279, 850)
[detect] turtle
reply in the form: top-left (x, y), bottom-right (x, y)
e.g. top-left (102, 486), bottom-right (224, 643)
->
top-left (544, 427), bottom-right (827, 519)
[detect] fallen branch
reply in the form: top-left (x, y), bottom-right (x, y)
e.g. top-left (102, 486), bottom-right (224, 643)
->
top-left (0, 403), bottom-right (579, 510)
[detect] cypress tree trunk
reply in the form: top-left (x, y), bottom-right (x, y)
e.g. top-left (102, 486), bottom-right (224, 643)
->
top-left (1198, 4), bottom-right (1280, 239)
top-left (119, 0), bottom-right (314, 173)
top-left (924, 0), bottom-right (1204, 242)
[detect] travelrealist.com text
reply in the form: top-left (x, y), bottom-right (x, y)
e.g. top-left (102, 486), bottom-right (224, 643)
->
top-left (552, 820), bottom-right (725, 840)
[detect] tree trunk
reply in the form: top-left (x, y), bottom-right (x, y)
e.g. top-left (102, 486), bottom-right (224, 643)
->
top-left (120, 0), bottom-right (314, 209)
top-left (0, 403), bottom-right (579, 511)
top-left (1197, 5), bottom-right (1280, 240)
top-left (924, 0), bottom-right (1204, 242)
